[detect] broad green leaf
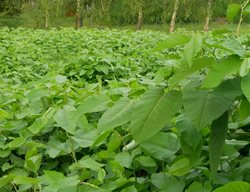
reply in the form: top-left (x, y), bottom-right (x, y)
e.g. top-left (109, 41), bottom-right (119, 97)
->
top-left (53, 105), bottom-right (77, 134)
top-left (153, 33), bottom-right (191, 51)
top-left (183, 79), bottom-right (242, 129)
top-left (2, 162), bottom-right (14, 172)
top-left (241, 72), bottom-right (250, 102)
top-left (7, 137), bottom-right (25, 148)
top-left (115, 152), bottom-right (132, 168)
top-left (239, 58), bottom-right (250, 77)
top-left (0, 149), bottom-right (11, 158)
top-left (28, 107), bottom-right (56, 134)
top-left (91, 129), bottom-right (113, 148)
top-left (101, 177), bottom-right (135, 191)
top-left (169, 158), bottom-right (191, 176)
top-left (130, 88), bottom-right (182, 143)
top-left (0, 109), bottom-right (9, 120)
top-left (77, 95), bottom-right (109, 114)
top-left (169, 57), bottom-right (215, 87)
top-left (97, 169), bottom-right (106, 183)
top-left (25, 154), bottom-right (42, 173)
top-left (151, 172), bottom-right (185, 192)
top-left (27, 88), bottom-right (49, 102)
top-left (183, 34), bottom-right (203, 67)
top-left (243, 5), bottom-right (250, 15)
top-left (209, 112), bottom-right (228, 176)
top-left (59, 186), bottom-right (80, 192)
top-left (40, 171), bottom-right (80, 192)
top-left (13, 175), bottom-right (39, 185)
top-left (186, 181), bottom-right (212, 192)
top-left (176, 115), bottom-right (202, 161)
top-left (121, 185), bottom-right (137, 192)
top-left (202, 56), bottom-right (242, 89)
top-left (212, 181), bottom-right (250, 192)
top-left (72, 129), bottom-right (98, 148)
top-left (98, 97), bottom-right (132, 132)
top-left (154, 66), bottom-right (173, 84)
top-left (227, 4), bottom-right (241, 21)
top-left (75, 185), bottom-right (107, 192)
top-left (140, 132), bottom-right (180, 160)
top-left (221, 39), bottom-right (245, 57)
top-left (69, 156), bottom-right (104, 172)
top-left (136, 156), bottom-right (156, 167)
top-left (0, 175), bottom-right (13, 188)
top-left (239, 98), bottom-right (250, 120)
top-left (107, 132), bottom-right (122, 152)
top-left (45, 137), bottom-right (71, 158)
top-left (185, 182), bottom-right (203, 192)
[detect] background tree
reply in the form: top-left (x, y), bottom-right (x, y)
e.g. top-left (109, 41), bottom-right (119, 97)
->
top-left (136, 0), bottom-right (143, 30)
top-left (204, 0), bottom-right (213, 31)
top-left (20, 0), bottom-right (65, 29)
top-left (0, 0), bottom-right (249, 29)
top-left (75, 0), bottom-right (81, 29)
top-left (169, 0), bottom-right (179, 33)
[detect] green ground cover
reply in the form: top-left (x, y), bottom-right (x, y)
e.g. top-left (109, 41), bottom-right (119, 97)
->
top-left (0, 28), bottom-right (249, 192)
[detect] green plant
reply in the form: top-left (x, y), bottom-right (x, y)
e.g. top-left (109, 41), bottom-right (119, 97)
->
top-left (226, 0), bottom-right (250, 35)
top-left (0, 27), bottom-right (249, 192)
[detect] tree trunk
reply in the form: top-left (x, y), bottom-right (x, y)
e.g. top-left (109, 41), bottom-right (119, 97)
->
top-left (45, 7), bottom-right (49, 29)
top-left (76, 0), bottom-right (81, 29)
top-left (204, 0), bottom-right (213, 32)
top-left (169, 0), bottom-right (179, 33)
top-left (136, 6), bottom-right (143, 30)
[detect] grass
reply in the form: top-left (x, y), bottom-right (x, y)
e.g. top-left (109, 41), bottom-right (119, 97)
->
top-left (0, 15), bottom-right (249, 34)
top-left (114, 22), bottom-right (250, 34)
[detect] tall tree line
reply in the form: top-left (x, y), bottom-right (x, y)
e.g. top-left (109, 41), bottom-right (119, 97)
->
top-left (0, 0), bottom-right (248, 30)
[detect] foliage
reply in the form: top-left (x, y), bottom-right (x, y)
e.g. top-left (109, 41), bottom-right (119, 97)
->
top-left (1, 0), bottom-right (249, 28)
top-left (0, 27), bottom-right (249, 191)
top-left (226, 0), bottom-right (250, 34)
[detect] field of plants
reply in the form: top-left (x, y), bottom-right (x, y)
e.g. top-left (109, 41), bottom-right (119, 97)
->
top-left (0, 27), bottom-right (250, 192)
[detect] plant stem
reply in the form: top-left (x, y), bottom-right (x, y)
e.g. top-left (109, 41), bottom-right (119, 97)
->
top-left (237, 0), bottom-right (250, 35)
top-left (12, 182), bottom-right (18, 192)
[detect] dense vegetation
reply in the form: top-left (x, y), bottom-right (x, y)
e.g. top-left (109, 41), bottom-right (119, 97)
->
top-left (0, 0), bottom-right (249, 29)
top-left (0, 26), bottom-right (249, 192)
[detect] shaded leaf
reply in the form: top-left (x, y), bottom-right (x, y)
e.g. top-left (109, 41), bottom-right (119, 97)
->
top-left (140, 132), bottom-right (180, 160)
top-left (169, 57), bottom-right (215, 87)
top-left (202, 55), bottom-right (242, 89)
top-left (241, 72), bottom-right (250, 102)
top-left (209, 112), bottom-right (228, 176)
top-left (183, 79), bottom-right (242, 129)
